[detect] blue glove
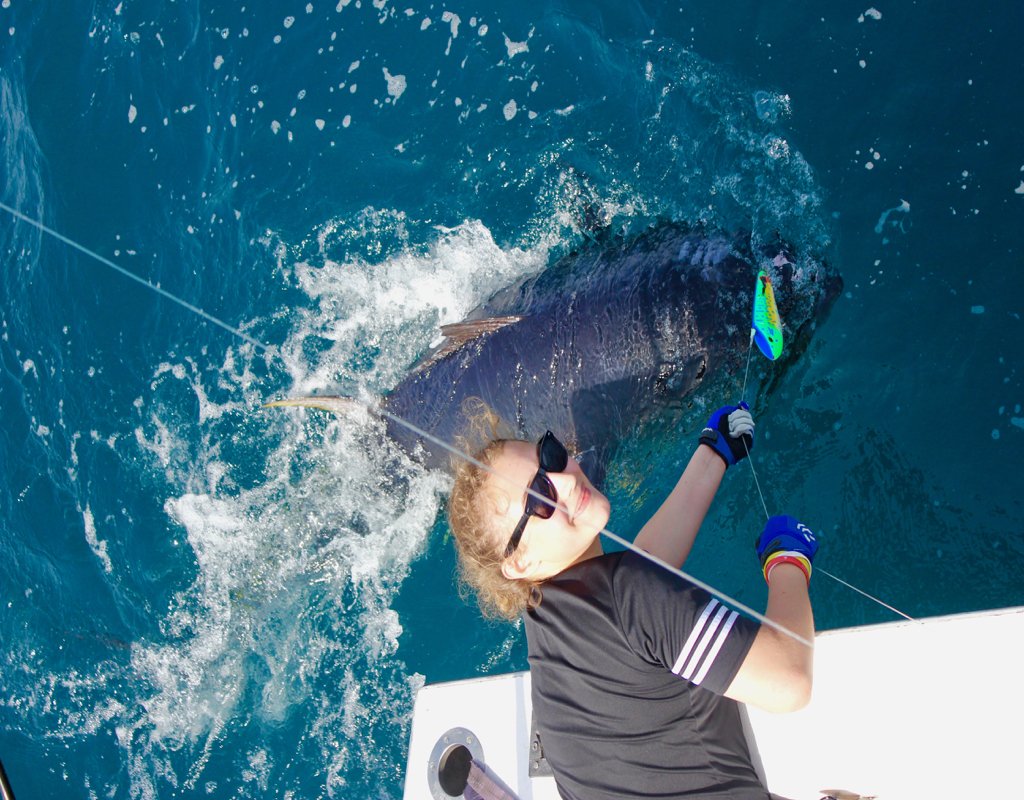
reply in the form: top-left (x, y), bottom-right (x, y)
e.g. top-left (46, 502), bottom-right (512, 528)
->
top-left (699, 402), bottom-right (754, 467)
top-left (755, 515), bottom-right (819, 585)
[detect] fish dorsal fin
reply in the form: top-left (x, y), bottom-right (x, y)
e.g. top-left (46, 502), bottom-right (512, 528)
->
top-left (412, 315), bottom-right (525, 372)
top-left (439, 315), bottom-right (524, 345)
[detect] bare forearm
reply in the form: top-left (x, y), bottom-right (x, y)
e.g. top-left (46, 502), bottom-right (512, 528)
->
top-left (725, 564), bottom-right (814, 713)
top-left (633, 444), bottom-right (726, 568)
top-left (764, 565), bottom-right (815, 683)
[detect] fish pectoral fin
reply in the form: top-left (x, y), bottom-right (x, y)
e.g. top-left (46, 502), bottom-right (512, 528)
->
top-left (439, 315), bottom-right (525, 345)
top-left (263, 396), bottom-right (368, 416)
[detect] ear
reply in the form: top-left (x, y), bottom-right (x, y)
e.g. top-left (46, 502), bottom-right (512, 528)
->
top-left (501, 552), bottom-right (536, 581)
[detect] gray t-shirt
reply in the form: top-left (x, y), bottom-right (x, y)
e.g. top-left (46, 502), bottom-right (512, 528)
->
top-left (524, 551), bottom-right (766, 800)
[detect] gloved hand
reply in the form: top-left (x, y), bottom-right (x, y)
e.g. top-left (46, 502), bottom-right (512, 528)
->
top-left (699, 402), bottom-right (755, 467)
top-left (755, 515), bottom-right (819, 586)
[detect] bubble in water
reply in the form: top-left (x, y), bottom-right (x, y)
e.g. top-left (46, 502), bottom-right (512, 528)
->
top-left (753, 91), bottom-right (773, 121)
top-left (992, 429), bottom-right (1000, 440)
top-left (752, 90), bottom-right (789, 123)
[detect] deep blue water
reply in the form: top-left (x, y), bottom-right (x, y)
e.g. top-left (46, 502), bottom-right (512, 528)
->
top-left (1, 0), bottom-right (1022, 797)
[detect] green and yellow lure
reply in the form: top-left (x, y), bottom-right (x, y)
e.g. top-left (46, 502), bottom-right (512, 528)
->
top-left (752, 270), bottom-right (783, 360)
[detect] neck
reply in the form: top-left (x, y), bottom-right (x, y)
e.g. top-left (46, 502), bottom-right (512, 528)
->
top-left (569, 536), bottom-right (605, 568)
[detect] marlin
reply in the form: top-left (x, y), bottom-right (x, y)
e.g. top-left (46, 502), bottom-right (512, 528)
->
top-left (268, 223), bottom-right (841, 486)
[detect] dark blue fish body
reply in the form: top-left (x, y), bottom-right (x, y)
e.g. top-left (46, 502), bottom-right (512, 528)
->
top-left (381, 224), bottom-right (841, 482)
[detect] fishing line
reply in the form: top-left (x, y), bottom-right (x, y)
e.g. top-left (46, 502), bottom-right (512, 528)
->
top-left (0, 201), bottom-right (273, 356)
top-left (741, 437), bottom-right (771, 522)
top-left (814, 568), bottom-right (920, 624)
top-left (738, 327), bottom-right (920, 625)
top-left (740, 329), bottom-right (755, 402)
top-left (3, 203), bottom-right (816, 649)
top-left (371, 405), bottom-right (815, 650)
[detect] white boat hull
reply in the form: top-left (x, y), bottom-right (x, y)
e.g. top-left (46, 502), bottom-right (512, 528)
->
top-left (404, 606), bottom-right (1024, 800)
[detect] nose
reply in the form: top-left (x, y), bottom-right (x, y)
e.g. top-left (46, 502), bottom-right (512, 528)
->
top-left (546, 470), bottom-right (577, 513)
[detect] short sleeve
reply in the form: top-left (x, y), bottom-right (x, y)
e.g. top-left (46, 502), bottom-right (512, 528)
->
top-left (612, 551), bottom-right (760, 696)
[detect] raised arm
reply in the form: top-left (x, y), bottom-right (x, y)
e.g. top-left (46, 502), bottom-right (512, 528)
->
top-left (633, 405), bottom-right (755, 568)
top-left (725, 516), bottom-right (818, 713)
top-left (633, 445), bottom-right (725, 567)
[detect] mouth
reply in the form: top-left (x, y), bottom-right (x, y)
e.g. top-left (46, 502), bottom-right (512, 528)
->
top-left (573, 486), bottom-right (590, 521)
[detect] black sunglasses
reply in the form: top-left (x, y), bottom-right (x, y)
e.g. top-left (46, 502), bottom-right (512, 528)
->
top-left (503, 431), bottom-right (570, 558)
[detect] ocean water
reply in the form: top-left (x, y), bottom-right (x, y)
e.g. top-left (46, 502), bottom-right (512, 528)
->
top-left (1, 0), bottom-right (1022, 797)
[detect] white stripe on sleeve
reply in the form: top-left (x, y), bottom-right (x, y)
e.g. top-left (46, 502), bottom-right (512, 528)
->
top-left (680, 605), bottom-right (729, 681)
top-left (671, 599), bottom-right (720, 675)
top-left (692, 610), bottom-right (738, 686)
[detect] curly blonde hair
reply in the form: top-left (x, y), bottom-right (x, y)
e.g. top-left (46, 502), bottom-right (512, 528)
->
top-left (447, 399), bottom-right (541, 621)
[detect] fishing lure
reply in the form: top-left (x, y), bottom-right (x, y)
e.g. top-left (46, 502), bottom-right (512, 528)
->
top-left (752, 270), bottom-right (783, 360)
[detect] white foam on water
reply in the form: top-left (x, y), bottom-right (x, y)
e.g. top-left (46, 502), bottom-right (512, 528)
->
top-left (503, 32), bottom-right (528, 58)
top-left (21, 214), bottom-right (559, 794)
top-left (82, 505), bottom-right (113, 573)
top-left (874, 200), bottom-right (910, 233)
top-left (284, 216), bottom-right (550, 395)
top-left (383, 67), bottom-right (406, 101)
top-left (441, 10), bottom-right (460, 38)
top-left (67, 327), bottom-right (453, 794)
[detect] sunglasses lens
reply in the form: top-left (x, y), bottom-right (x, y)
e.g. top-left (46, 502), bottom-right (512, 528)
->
top-left (526, 474), bottom-right (558, 520)
top-left (538, 432), bottom-right (569, 473)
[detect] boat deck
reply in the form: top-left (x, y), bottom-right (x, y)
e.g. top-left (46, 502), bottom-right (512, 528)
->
top-left (404, 606), bottom-right (1024, 800)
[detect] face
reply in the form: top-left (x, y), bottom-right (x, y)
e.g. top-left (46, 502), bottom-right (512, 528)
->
top-left (489, 439), bottom-right (611, 580)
